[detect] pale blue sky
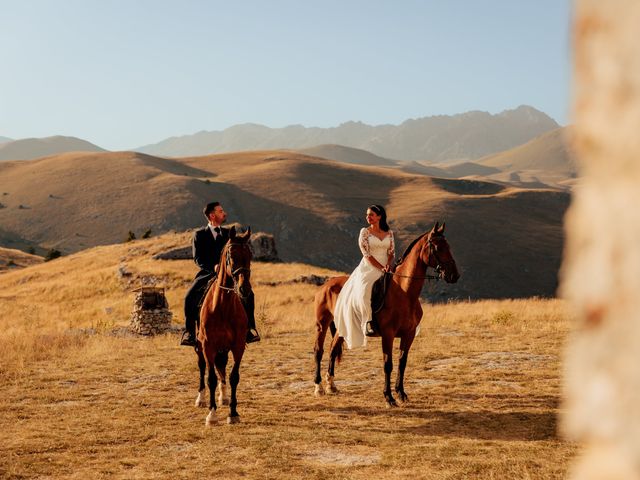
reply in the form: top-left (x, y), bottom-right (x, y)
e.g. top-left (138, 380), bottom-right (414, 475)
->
top-left (0, 0), bottom-right (571, 150)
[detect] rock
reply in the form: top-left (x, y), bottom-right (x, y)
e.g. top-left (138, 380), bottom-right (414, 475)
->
top-left (293, 274), bottom-right (328, 286)
top-left (250, 232), bottom-right (280, 262)
top-left (152, 246), bottom-right (192, 260)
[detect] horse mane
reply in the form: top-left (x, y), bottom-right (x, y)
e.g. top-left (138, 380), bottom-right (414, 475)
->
top-left (395, 232), bottom-right (429, 266)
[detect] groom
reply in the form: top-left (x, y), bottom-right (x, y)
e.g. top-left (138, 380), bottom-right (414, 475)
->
top-left (180, 201), bottom-right (261, 346)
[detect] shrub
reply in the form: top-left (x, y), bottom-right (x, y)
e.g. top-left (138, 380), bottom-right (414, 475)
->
top-left (45, 249), bottom-right (62, 261)
top-left (142, 229), bottom-right (152, 239)
top-left (492, 310), bottom-right (515, 324)
top-left (126, 231), bottom-right (136, 242)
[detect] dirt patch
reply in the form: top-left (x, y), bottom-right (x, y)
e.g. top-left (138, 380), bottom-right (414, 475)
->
top-left (301, 448), bottom-right (381, 466)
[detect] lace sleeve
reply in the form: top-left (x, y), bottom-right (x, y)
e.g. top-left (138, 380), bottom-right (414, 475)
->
top-left (387, 230), bottom-right (396, 258)
top-left (358, 228), bottom-right (371, 257)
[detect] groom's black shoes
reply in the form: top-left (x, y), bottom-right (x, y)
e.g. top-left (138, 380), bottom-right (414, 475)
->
top-left (180, 329), bottom-right (197, 346)
top-left (246, 328), bottom-right (261, 343)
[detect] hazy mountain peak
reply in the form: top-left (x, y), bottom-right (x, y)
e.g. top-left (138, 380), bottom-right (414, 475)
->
top-left (0, 135), bottom-right (106, 162)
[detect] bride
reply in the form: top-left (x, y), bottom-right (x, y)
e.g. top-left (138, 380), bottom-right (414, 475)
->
top-left (334, 204), bottom-right (395, 349)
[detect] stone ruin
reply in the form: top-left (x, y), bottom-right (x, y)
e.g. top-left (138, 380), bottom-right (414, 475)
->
top-left (152, 230), bottom-right (280, 262)
top-left (129, 286), bottom-right (172, 335)
top-left (249, 232), bottom-right (280, 262)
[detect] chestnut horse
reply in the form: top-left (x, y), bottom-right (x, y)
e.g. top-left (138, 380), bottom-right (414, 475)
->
top-left (313, 222), bottom-right (459, 407)
top-left (195, 226), bottom-right (252, 426)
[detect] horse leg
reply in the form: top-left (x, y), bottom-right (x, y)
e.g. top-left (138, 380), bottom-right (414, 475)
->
top-left (326, 335), bottom-right (344, 394)
top-left (313, 315), bottom-right (332, 396)
top-left (382, 333), bottom-right (397, 407)
top-left (205, 357), bottom-right (218, 426)
top-left (195, 344), bottom-right (207, 407)
top-left (227, 349), bottom-right (244, 424)
top-left (395, 334), bottom-right (415, 404)
top-left (214, 351), bottom-right (229, 406)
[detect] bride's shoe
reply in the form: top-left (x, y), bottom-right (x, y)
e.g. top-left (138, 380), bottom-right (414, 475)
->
top-left (365, 320), bottom-right (380, 337)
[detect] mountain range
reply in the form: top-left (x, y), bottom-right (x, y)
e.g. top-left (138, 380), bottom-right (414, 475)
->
top-left (136, 105), bottom-right (559, 162)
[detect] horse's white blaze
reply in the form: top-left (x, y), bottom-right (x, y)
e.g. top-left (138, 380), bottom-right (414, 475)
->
top-left (195, 390), bottom-right (206, 407)
top-left (205, 409), bottom-right (216, 426)
top-left (218, 383), bottom-right (229, 406)
top-left (314, 383), bottom-right (325, 396)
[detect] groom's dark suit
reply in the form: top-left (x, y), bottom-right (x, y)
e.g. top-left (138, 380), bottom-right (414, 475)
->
top-left (183, 225), bottom-right (229, 336)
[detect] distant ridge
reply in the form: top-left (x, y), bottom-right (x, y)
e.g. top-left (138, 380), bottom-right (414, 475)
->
top-left (137, 105), bottom-right (559, 162)
top-left (0, 136), bottom-right (106, 161)
top-left (297, 144), bottom-right (396, 166)
top-left (0, 136), bottom-right (12, 144)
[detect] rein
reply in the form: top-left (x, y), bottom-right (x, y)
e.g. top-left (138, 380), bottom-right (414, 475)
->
top-left (390, 237), bottom-right (447, 281)
top-left (217, 243), bottom-right (251, 298)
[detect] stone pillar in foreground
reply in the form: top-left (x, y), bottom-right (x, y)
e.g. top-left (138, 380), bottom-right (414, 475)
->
top-left (561, 1), bottom-right (640, 478)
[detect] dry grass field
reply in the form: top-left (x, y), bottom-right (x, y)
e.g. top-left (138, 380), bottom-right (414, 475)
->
top-left (0, 233), bottom-right (577, 479)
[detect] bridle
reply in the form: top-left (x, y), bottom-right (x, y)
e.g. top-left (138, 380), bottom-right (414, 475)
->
top-left (217, 242), bottom-right (252, 299)
top-left (391, 235), bottom-right (451, 281)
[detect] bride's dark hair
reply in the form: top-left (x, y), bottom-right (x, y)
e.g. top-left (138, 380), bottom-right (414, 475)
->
top-left (369, 204), bottom-right (390, 232)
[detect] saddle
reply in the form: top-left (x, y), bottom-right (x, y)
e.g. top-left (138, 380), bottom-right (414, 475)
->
top-left (371, 269), bottom-right (393, 316)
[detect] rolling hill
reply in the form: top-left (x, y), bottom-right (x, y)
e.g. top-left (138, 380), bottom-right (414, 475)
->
top-left (0, 135), bottom-right (106, 161)
top-left (0, 149), bottom-right (568, 299)
top-left (137, 105), bottom-right (558, 162)
top-left (0, 246), bottom-right (43, 271)
top-left (0, 136), bottom-right (12, 144)
top-left (474, 127), bottom-right (575, 188)
top-left (297, 144), bottom-right (396, 166)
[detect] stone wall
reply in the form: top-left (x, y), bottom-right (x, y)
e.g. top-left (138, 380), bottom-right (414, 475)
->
top-left (560, 1), bottom-right (640, 478)
top-left (129, 287), bottom-right (172, 335)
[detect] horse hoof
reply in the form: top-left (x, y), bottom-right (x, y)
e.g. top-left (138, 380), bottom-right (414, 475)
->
top-left (385, 400), bottom-right (398, 408)
top-left (205, 411), bottom-right (216, 426)
top-left (314, 384), bottom-right (325, 396)
top-left (327, 385), bottom-right (339, 394)
top-left (227, 415), bottom-right (240, 425)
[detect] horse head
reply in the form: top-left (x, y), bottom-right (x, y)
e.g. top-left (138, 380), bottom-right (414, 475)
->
top-left (223, 226), bottom-right (253, 298)
top-left (422, 222), bottom-right (460, 283)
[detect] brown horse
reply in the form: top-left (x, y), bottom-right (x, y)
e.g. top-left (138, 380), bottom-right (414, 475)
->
top-left (313, 222), bottom-right (459, 407)
top-left (195, 226), bottom-right (252, 426)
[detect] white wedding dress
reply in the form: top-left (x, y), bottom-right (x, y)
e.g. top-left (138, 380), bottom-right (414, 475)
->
top-left (334, 227), bottom-right (395, 349)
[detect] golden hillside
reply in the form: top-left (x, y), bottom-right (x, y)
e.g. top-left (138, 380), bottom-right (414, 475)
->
top-left (0, 232), bottom-right (576, 478)
top-left (0, 149), bottom-right (569, 299)
top-left (476, 128), bottom-right (575, 188)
